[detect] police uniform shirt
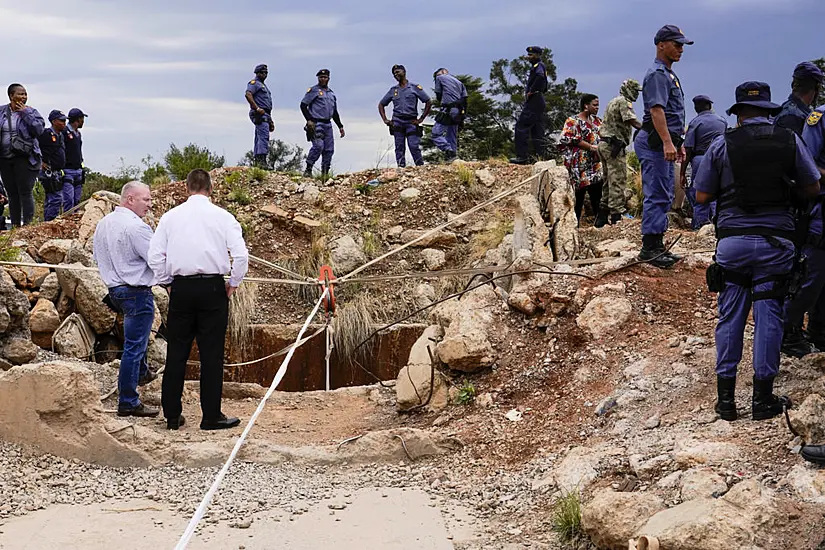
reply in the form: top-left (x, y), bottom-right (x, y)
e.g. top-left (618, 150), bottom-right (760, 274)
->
top-left (526, 62), bottom-right (548, 98)
top-left (693, 117), bottom-right (820, 233)
top-left (801, 107), bottom-right (825, 235)
top-left (37, 128), bottom-right (66, 170)
top-left (642, 59), bottom-right (686, 135)
top-left (301, 85), bottom-right (337, 121)
top-left (684, 111), bottom-right (728, 156)
top-left (380, 82), bottom-right (430, 119)
top-left (774, 94), bottom-right (812, 136)
top-left (63, 127), bottom-right (83, 169)
top-left (600, 95), bottom-right (639, 144)
top-left (434, 74), bottom-right (467, 106)
top-left (247, 77), bottom-right (272, 112)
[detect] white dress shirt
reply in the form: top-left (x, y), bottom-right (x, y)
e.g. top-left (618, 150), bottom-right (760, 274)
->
top-left (93, 207), bottom-right (156, 288)
top-left (148, 195), bottom-right (249, 287)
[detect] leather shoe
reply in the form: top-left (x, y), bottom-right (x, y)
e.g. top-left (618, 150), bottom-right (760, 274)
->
top-left (167, 415), bottom-right (186, 430)
top-left (800, 444), bottom-right (825, 466)
top-left (508, 157), bottom-right (529, 165)
top-left (117, 403), bottom-right (160, 418)
top-left (138, 370), bottom-right (158, 386)
top-left (200, 413), bottom-right (241, 431)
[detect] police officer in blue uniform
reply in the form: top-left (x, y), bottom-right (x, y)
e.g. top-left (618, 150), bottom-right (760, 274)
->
top-left (636, 25), bottom-right (692, 268)
top-left (301, 69), bottom-right (344, 179)
top-left (694, 82), bottom-right (821, 422)
top-left (774, 62), bottom-right (823, 136)
top-left (680, 95), bottom-right (727, 230)
top-left (38, 110), bottom-right (67, 221)
top-left (431, 68), bottom-right (468, 161)
top-left (510, 46), bottom-right (548, 165)
top-left (63, 107), bottom-right (87, 209)
top-left (379, 65), bottom-right (432, 168)
top-left (245, 64), bottom-right (274, 167)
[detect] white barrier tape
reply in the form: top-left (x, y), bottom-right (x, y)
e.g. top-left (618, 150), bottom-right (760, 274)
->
top-left (174, 286), bottom-right (330, 549)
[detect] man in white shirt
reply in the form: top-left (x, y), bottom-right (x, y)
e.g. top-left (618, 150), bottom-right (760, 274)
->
top-left (148, 169), bottom-right (248, 430)
top-left (93, 181), bottom-right (159, 418)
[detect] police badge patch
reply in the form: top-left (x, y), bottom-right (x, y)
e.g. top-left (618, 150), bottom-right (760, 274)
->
top-left (808, 111), bottom-right (822, 126)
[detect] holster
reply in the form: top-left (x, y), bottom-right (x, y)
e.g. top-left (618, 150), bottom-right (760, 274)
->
top-left (788, 255), bottom-right (808, 300)
top-left (706, 262), bottom-right (726, 293)
top-left (304, 123), bottom-right (316, 142)
top-left (646, 130), bottom-right (684, 152)
top-left (40, 171), bottom-right (63, 194)
top-left (604, 137), bottom-right (626, 159)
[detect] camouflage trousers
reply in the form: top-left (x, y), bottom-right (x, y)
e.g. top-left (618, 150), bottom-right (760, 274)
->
top-left (598, 141), bottom-right (628, 215)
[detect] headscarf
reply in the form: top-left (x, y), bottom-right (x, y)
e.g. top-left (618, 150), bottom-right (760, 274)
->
top-left (620, 79), bottom-right (641, 102)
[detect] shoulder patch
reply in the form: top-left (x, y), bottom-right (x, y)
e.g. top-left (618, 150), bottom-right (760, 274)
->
top-left (627, 102), bottom-right (633, 109)
top-left (808, 111), bottom-right (823, 126)
top-left (250, 80), bottom-right (256, 85)
top-left (416, 84), bottom-right (423, 90)
top-left (307, 87), bottom-right (312, 93)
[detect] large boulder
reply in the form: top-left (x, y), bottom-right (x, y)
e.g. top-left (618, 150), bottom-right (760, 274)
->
top-left (0, 306), bottom-right (9, 334)
top-left (430, 286), bottom-right (497, 372)
top-left (30, 299), bottom-right (61, 350)
top-left (577, 296), bottom-right (633, 338)
top-left (0, 270), bottom-right (32, 354)
top-left (396, 325), bottom-right (448, 411)
top-left (56, 265), bottom-right (116, 334)
top-left (37, 239), bottom-right (73, 264)
top-left (39, 272), bottom-right (60, 302)
top-left (2, 338), bottom-right (39, 365)
top-left (421, 248), bottom-right (446, 271)
top-left (53, 313), bottom-right (95, 359)
top-left (582, 490), bottom-right (667, 550)
top-left (531, 162), bottom-right (578, 261)
top-left (330, 235), bottom-right (367, 275)
top-left (77, 194), bottom-right (116, 245)
top-left (65, 240), bottom-right (94, 266)
top-left (152, 286), bottom-right (169, 325)
top-left (789, 394), bottom-right (825, 444)
top-left (146, 336), bottom-right (167, 370)
top-left (6, 251), bottom-right (49, 289)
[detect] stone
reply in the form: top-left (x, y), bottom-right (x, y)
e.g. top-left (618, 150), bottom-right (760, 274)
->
top-left (551, 447), bottom-right (600, 493)
top-left (581, 490), bottom-right (667, 550)
top-left (594, 239), bottom-right (637, 258)
top-left (39, 273), bottom-right (60, 302)
top-left (630, 454), bottom-right (673, 480)
top-left (56, 265), bottom-right (115, 334)
top-left (56, 291), bottom-right (74, 321)
top-left (0, 306), bottom-right (8, 334)
top-left (595, 396), bottom-right (618, 416)
top-left (421, 249), bottom-right (446, 271)
top-left (431, 286), bottom-right (496, 373)
top-left (330, 235), bottom-right (367, 275)
top-left (386, 225), bottom-right (404, 242)
top-left (680, 468), bottom-right (728, 500)
top-left (146, 336), bottom-right (167, 370)
top-left (78, 196), bottom-right (114, 244)
top-left (576, 296), bottom-right (633, 339)
top-left (53, 313), bottom-right (95, 359)
top-left (2, 338), bottom-right (38, 365)
top-left (65, 241), bottom-right (94, 266)
top-left (37, 239), bottom-right (73, 264)
top-left (784, 464), bottom-right (825, 503)
top-left (0, 357), bottom-right (12, 371)
top-left (697, 223), bottom-right (715, 238)
top-left (400, 188), bottom-right (421, 201)
top-left (789, 394), bottom-right (825, 445)
top-left (507, 290), bottom-right (537, 316)
top-left (400, 229), bottom-right (458, 248)
top-left (413, 283), bottom-right (436, 310)
top-left (396, 362), bottom-right (449, 411)
top-left (531, 162), bottom-right (578, 261)
top-left (475, 168), bottom-right (496, 187)
top-left (261, 204), bottom-right (290, 220)
top-left (152, 286), bottom-right (169, 326)
top-left (29, 299), bottom-right (60, 334)
top-left (674, 439), bottom-right (742, 467)
top-left (293, 215), bottom-right (322, 230)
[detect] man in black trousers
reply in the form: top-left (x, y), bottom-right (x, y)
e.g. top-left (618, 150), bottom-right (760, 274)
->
top-left (148, 169), bottom-right (249, 430)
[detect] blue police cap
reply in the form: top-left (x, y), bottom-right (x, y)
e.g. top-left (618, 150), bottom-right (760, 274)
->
top-left (392, 64), bottom-right (406, 73)
top-left (254, 64), bottom-right (268, 73)
top-left (726, 81), bottom-right (781, 116)
top-left (793, 61), bottom-right (824, 84)
top-left (692, 95), bottom-right (713, 104)
top-left (433, 67), bottom-right (448, 78)
top-left (316, 68), bottom-right (330, 77)
top-left (67, 108), bottom-right (88, 119)
top-left (48, 110), bottom-right (67, 122)
top-left (526, 46), bottom-right (543, 55)
top-left (654, 25), bottom-right (694, 45)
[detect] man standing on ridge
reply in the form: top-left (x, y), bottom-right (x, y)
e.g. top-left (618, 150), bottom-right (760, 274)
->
top-left (301, 69), bottom-right (344, 180)
top-left (38, 110), bottom-right (67, 221)
top-left (379, 65), bottom-right (432, 168)
top-left (681, 95), bottom-right (728, 230)
top-left (510, 46), bottom-right (548, 165)
top-left (595, 79), bottom-right (642, 227)
top-left (245, 64), bottom-right (274, 168)
top-left (431, 68), bottom-right (468, 162)
top-left (63, 107), bottom-right (87, 210)
top-left (634, 25), bottom-right (693, 268)
top-left (775, 62), bottom-right (823, 136)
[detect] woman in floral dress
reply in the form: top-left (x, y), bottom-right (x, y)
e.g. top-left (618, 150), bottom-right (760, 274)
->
top-left (560, 94), bottom-right (603, 226)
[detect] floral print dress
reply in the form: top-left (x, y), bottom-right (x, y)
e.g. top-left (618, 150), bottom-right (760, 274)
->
top-left (560, 115), bottom-right (603, 190)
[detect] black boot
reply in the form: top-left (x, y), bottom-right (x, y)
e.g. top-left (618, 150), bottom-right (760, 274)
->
top-left (782, 326), bottom-right (816, 358)
top-left (800, 444), bottom-right (825, 465)
top-left (509, 157), bottom-right (529, 165)
top-left (610, 213), bottom-right (622, 225)
top-left (658, 234), bottom-right (682, 263)
top-left (594, 209), bottom-right (609, 228)
top-left (638, 234), bottom-right (678, 269)
top-left (805, 325), bottom-right (825, 352)
top-left (303, 165), bottom-right (313, 178)
top-left (715, 375), bottom-right (737, 421)
top-left (254, 155), bottom-right (267, 168)
top-left (752, 376), bottom-right (791, 421)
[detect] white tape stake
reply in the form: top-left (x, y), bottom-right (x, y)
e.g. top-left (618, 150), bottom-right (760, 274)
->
top-left (174, 287), bottom-right (330, 550)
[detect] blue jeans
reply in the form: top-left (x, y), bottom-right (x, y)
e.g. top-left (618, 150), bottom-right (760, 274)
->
top-left (109, 286), bottom-right (154, 408)
top-left (715, 236), bottom-right (794, 380)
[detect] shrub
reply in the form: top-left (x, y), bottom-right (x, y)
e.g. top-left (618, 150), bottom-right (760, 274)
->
top-left (248, 167), bottom-right (267, 182)
top-left (551, 491), bottom-right (583, 544)
top-left (164, 143), bottom-right (225, 181)
top-left (361, 230), bottom-right (381, 259)
top-left (225, 172), bottom-right (242, 186)
top-left (454, 163), bottom-right (475, 186)
top-left (456, 381), bottom-right (476, 405)
top-left (228, 186), bottom-right (252, 206)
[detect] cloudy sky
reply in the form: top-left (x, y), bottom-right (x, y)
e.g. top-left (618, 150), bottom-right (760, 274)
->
top-left (4, 0), bottom-right (822, 175)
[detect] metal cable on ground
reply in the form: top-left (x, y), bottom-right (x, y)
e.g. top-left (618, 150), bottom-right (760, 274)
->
top-left (248, 254), bottom-right (313, 282)
top-left (174, 287), bottom-right (330, 550)
top-left (184, 325), bottom-right (326, 368)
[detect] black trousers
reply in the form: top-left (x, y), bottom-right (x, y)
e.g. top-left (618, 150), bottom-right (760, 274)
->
top-left (0, 156), bottom-right (38, 226)
top-left (162, 276), bottom-right (228, 422)
top-left (514, 100), bottom-right (546, 159)
top-left (574, 181), bottom-right (603, 224)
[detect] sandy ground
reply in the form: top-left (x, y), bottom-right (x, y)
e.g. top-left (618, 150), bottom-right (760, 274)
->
top-left (0, 488), bottom-right (477, 550)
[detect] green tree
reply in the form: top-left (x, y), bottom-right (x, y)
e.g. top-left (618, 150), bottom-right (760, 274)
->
top-left (240, 139), bottom-right (305, 172)
top-left (163, 143), bottom-right (225, 181)
top-left (140, 154), bottom-right (168, 186)
top-left (488, 47), bottom-right (581, 159)
top-left (812, 58), bottom-right (825, 107)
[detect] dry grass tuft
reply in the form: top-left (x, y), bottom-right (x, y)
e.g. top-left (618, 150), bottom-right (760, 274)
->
top-left (470, 213), bottom-right (513, 259)
top-left (294, 235), bottom-right (331, 305)
top-left (228, 281), bottom-right (258, 358)
top-left (332, 293), bottom-right (380, 365)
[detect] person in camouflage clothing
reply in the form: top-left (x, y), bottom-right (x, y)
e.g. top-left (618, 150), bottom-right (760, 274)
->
top-left (595, 79), bottom-right (643, 227)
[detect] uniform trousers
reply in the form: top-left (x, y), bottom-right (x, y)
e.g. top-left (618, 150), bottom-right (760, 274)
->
top-left (514, 97), bottom-right (545, 159)
top-left (392, 119), bottom-right (424, 167)
top-left (685, 155), bottom-right (715, 229)
top-left (306, 121), bottom-right (335, 172)
top-left (432, 107), bottom-right (461, 154)
top-left (635, 129), bottom-right (674, 236)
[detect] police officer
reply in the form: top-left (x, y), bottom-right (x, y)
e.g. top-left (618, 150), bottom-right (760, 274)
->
top-left (693, 82), bottom-right (821, 422)
top-left (301, 69), bottom-right (344, 179)
top-left (245, 64), bottom-right (274, 168)
top-left (680, 95), bottom-right (727, 230)
top-left (595, 79), bottom-right (642, 227)
top-left (510, 46), bottom-right (548, 165)
top-left (774, 62), bottom-right (823, 136)
top-left (431, 68), bottom-right (468, 161)
top-left (379, 65), bottom-right (432, 168)
top-left (38, 110), bottom-right (67, 221)
top-left (63, 107), bottom-right (88, 209)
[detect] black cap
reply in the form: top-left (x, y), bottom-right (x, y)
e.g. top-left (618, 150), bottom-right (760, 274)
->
top-left (316, 69), bottom-right (330, 77)
top-left (793, 61), bottom-right (824, 84)
top-left (48, 110), bottom-right (67, 122)
top-left (391, 64), bottom-right (406, 73)
top-left (254, 64), bottom-right (268, 73)
top-left (654, 25), bottom-right (694, 45)
top-left (692, 95), bottom-right (713, 104)
top-left (433, 67), bottom-right (447, 78)
top-left (526, 46), bottom-right (543, 55)
top-left (67, 108), bottom-right (88, 119)
top-left (726, 81), bottom-right (781, 116)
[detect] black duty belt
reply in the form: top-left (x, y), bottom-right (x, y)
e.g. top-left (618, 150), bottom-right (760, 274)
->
top-left (715, 226), bottom-right (796, 242)
top-left (312, 118), bottom-right (331, 123)
top-left (110, 285), bottom-right (151, 290)
top-left (174, 274), bottom-right (223, 280)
